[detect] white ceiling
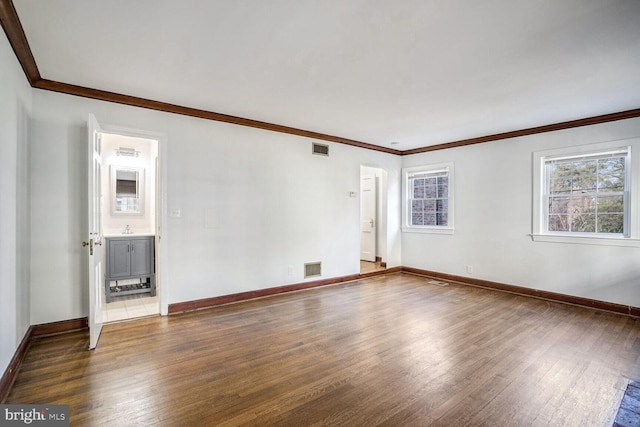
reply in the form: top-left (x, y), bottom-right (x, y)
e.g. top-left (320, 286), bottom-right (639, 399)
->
top-left (13, 0), bottom-right (640, 150)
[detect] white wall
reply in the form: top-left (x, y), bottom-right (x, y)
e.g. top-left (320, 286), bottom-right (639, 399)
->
top-left (0, 31), bottom-right (32, 375)
top-left (402, 118), bottom-right (640, 307)
top-left (29, 89), bottom-right (402, 323)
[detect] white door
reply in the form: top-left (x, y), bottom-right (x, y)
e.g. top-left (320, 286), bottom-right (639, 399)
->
top-left (87, 114), bottom-right (104, 349)
top-left (360, 174), bottom-right (377, 262)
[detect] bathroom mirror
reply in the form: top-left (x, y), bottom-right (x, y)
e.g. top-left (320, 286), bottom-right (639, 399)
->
top-left (111, 166), bottom-right (144, 215)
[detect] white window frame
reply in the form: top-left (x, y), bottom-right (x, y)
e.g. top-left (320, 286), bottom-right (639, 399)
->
top-left (531, 138), bottom-right (640, 247)
top-left (402, 162), bottom-right (454, 234)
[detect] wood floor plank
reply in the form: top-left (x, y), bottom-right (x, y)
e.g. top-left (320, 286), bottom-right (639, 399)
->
top-left (6, 273), bottom-right (640, 426)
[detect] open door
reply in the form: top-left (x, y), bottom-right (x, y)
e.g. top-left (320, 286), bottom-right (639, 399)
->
top-left (86, 114), bottom-right (104, 349)
top-left (360, 173), bottom-right (377, 262)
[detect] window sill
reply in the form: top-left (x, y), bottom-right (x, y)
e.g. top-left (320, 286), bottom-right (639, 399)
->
top-left (402, 227), bottom-right (455, 235)
top-left (529, 234), bottom-right (640, 247)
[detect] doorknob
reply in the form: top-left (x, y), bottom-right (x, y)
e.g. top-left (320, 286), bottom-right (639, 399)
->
top-left (82, 239), bottom-right (94, 255)
top-left (370, 219), bottom-right (375, 228)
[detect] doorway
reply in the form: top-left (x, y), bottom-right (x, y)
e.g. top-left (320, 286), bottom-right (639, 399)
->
top-left (360, 166), bottom-right (388, 274)
top-left (99, 131), bottom-right (161, 322)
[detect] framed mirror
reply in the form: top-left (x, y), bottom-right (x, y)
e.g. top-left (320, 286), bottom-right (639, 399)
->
top-left (111, 166), bottom-right (144, 215)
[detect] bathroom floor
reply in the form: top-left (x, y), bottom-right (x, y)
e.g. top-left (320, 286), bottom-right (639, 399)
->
top-left (102, 293), bottom-right (159, 322)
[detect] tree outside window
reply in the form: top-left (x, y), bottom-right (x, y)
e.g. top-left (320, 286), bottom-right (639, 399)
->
top-left (545, 151), bottom-right (626, 235)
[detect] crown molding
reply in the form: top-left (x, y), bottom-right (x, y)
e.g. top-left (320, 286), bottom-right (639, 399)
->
top-left (2, 0), bottom-right (639, 155)
top-left (402, 108), bottom-right (640, 155)
top-left (33, 79), bottom-right (402, 154)
top-left (0, 0), bottom-right (39, 84)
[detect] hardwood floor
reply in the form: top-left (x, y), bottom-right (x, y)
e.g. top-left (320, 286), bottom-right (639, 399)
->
top-left (360, 260), bottom-right (385, 274)
top-left (7, 273), bottom-right (640, 426)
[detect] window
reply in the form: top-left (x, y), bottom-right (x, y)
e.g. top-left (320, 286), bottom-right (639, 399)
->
top-left (402, 163), bottom-right (454, 234)
top-left (532, 139), bottom-right (640, 246)
top-left (545, 150), bottom-right (627, 234)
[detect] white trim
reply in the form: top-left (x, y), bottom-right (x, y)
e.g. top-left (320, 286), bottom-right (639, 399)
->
top-left (404, 227), bottom-right (455, 235)
top-left (546, 148), bottom-right (628, 163)
top-left (530, 234), bottom-right (640, 247)
top-left (532, 137), bottom-right (640, 246)
top-left (401, 162), bottom-right (455, 234)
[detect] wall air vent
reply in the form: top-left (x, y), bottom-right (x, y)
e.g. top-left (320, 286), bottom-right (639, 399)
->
top-left (304, 262), bottom-right (322, 278)
top-left (312, 143), bottom-right (329, 156)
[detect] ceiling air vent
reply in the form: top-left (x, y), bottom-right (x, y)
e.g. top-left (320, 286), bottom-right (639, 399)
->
top-left (304, 262), bottom-right (322, 278)
top-left (312, 143), bottom-right (329, 156)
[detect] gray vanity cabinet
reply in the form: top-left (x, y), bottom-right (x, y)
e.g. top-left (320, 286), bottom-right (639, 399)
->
top-left (105, 236), bottom-right (156, 302)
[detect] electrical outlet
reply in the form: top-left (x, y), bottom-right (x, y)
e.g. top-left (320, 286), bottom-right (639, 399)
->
top-left (466, 265), bottom-right (473, 274)
top-left (170, 209), bottom-right (182, 218)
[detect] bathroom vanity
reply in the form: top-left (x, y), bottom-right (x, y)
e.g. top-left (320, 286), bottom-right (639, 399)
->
top-left (105, 235), bottom-right (156, 303)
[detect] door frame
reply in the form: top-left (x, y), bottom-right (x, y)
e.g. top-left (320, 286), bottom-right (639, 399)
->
top-left (99, 123), bottom-right (169, 316)
top-left (359, 165), bottom-right (388, 269)
top-left (360, 172), bottom-right (377, 262)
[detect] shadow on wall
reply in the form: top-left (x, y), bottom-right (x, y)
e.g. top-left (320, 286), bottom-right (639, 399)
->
top-left (16, 100), bottom-right (31, 339)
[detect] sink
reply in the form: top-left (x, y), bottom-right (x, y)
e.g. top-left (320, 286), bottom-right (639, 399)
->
top-left (103, 231), bottom-right (155, 237)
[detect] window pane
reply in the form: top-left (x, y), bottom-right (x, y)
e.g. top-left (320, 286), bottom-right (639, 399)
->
top-left (436, 212), bottom-right (448, 225)
top-left (597, 214), bottom-right (623, 233)
top-left (570, 160), bottom-right (597, 191)
top-left (572, 214), bottom-right (596, 232)
top-left (437, 183), bottom-right (448, 198)
top-left (548, 214), bottom-right (570, 231)
top-left (597, 157), bottom-right (625, 192)
top-left (549, 177), bottom-right (573, 194)
top-left (411, 212), bottom-right (423, 226)
top-left (549, 197), bottom-right (570, 214)
top-left (424, 199), bottom-right (435, 212)
top-left (597, 195), bottom-right (623, 213)
top-left (405, 165), bottom-right (452, 230)
top-left (543, 148), bottom-right (628, 236)
top-left (572, 195), bottom-right (597, 212)
top-left (424, 213), bottom-right (436, 225)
